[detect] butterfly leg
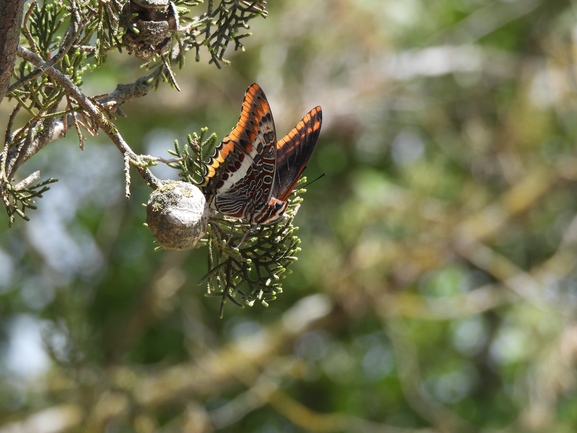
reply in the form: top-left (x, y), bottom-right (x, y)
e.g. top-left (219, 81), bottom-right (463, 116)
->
top-left (234, 223), bottom-right (261, 248)
top-left (225, 220), bottom-right (239, 244)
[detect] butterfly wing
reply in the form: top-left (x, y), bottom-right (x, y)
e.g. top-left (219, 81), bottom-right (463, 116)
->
top-left (201, 83), bottom-right (277, 221)
top-left (273, 106), bottom-right (323, 201)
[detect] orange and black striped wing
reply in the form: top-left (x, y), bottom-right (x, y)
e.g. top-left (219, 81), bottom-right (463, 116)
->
top-left (201, 83), bottom-right (277, 222)
top-left (273, 106), bottom-right (322, 201)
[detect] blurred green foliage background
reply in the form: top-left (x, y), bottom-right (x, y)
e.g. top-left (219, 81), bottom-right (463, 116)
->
top-left (3, 0), bottom-right (577, 432)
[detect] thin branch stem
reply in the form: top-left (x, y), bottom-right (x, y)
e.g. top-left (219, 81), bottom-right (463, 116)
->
top-left (8, 0), bottom-right (80, 94)
top-left (14, 46), bottom-right (163, 193)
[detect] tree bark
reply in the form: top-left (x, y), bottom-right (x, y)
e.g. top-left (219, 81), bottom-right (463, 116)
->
top-left (0, 0), bottom-right (26, 104)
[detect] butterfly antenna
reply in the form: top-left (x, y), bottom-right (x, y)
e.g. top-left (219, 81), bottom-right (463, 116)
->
top-left (301, 173), bottom-right (326, 189)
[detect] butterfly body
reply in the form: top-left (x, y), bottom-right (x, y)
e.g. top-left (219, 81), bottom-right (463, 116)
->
top-left (201, 83), bottom-right (322, 225)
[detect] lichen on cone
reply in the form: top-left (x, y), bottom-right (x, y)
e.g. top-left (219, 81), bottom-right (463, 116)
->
top-left (146, 181), bottom-right (210, 250)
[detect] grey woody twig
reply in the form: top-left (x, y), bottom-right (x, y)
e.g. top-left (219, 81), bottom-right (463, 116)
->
top-left (14, 46), bottom-right (163, 194)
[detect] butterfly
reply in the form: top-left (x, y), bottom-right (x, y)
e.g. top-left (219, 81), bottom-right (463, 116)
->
top-left (200, 83), bottom-right (322, 225)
